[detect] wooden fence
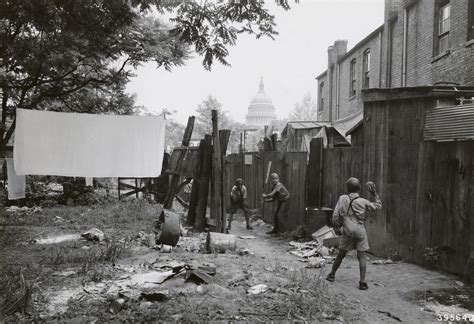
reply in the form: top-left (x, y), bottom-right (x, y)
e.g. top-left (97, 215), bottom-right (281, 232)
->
top-left (306, 88), bottom-right (474, 278)
top-left (225, 151), bottom-right (307, 230)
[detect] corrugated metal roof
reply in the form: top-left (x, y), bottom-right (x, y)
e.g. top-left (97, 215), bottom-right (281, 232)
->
top-left (423, 104), bottom-right (474, 141)
top-left (286, 121), bottom-right (331, 130)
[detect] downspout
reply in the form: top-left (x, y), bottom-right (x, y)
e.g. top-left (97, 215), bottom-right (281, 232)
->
top-left (336, 63), bottom-right (340, 119)
top-left (386, 21), bottom-right (393, 88)
top-left (328, 67), bottom-right (333, 122)
top-left (378, 29), bottom-right (383, 88)
top-left (401, 8), bottom-right (408, 87)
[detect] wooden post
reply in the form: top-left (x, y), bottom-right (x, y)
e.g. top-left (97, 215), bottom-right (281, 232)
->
top-left (211, 110), bottom-right (223, 232)
top-left (164, 116), bottom-right (195, 209)
top-left (307, 137), bottom-right (324, 208)
top-left (195, 135), bottom-right (212, 231)
top-left (219, 129), bottom-right (231, 233)
top-left (271, 133), bottom-right (278, 151)
top-left (118, 177), bottom-right (121, 200)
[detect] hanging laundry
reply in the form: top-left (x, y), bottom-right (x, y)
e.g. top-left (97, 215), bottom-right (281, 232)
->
top-left (6, 158), bottom-right (25, 200)
top-left (85, 177), bottom-right (93, 187)
top-left (14, 109), bottom-right (166, 177)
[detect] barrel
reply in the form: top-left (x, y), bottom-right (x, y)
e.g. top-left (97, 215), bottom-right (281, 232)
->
top-left (305, 207), bottom-right (333, 237)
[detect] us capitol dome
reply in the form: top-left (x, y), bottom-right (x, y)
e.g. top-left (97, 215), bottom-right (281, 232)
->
top-left (245, 78), bottom-right (277, 130)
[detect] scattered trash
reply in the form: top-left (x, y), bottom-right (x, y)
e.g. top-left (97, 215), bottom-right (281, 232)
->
top-left (373, 282), bottom-right (385, 287)
top-left (81, 228), bottom-right (105, 242)
top-left (319, 246), bottom-right (330, 257)
top-left (206, 232), bottom-right (237, 253)
top-left (290, 249), bottom-right (318, 258)
top-left (248, 284), bottom-right (268, 295)
top-left (455, 281), bottom-right (464, 287)
top-left (139, 290), bottom-right (169, 302)
top-left (109, 298), bottom-right (126, 313)
top-left (152, 259), bottom-right (186, 270)
top-left (322, 255), bottom-right (336, 264)
top-left (126, 268), bottom-right (184, 287)
top-left (238, 236), bottom-right (256, 240)
top-left (159, 244), bottom-right (172, 253)
top-left (185, 269), bottom-right (216, 285)
top-left (157, 210), bottom-right (181, 247)
top-left (377, 310), bottom-right (402, 322)
top-left (371, 258), bottom-right (395, 265)
top-left (238, 248), bottom-right (250, 256)
top-left (252, 219), bottom-right (266, 227)
top-left (312, 226), bottom-right (337, 245)
top-left (306, 257), bottom-right (326, 268)
top-left (198, 265), bottom-right (216, 275)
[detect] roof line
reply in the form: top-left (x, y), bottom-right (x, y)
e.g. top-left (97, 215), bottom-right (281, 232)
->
top-left (337, 25), bottom-right (384, 64)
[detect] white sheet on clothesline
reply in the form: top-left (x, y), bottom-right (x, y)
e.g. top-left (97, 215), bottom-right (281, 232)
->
top-left (14, 109), bottom-right (166, 177)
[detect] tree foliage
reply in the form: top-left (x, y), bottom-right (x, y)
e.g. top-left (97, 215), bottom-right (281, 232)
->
top-left (289, 92), bottom-right (318, 121)
top-left (194, 95), bottom-right (242, 153)
top-left (0, 0), bottom-right (295, 152)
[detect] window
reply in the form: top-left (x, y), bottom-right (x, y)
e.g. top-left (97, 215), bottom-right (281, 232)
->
top-left (349, 59), bottom-right (356, 97)
top-left (318, 82), bottom-right (324, 112)
top-left (436, 2), bottom-right (451, 54)
top-left (362, 49), bottom-right (370, 89)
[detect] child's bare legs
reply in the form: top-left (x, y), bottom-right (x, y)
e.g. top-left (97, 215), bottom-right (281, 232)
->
top-left (227, 213), bottom-right (234, 231)
top-left (326, 249), bottom-right (347, 281)
top-left (357, 251), bottom-right (366, 283)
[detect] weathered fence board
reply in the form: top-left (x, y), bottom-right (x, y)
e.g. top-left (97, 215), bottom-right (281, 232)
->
top-left (225, 151), bottom-right (306, 231)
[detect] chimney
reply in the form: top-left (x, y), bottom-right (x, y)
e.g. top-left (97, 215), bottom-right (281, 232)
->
top-left (385, 0), bottom-right (401, 22)
top-left (327, 45), bottom-right (335, 68)
top-left (333, 40), bottom-right (348, 61)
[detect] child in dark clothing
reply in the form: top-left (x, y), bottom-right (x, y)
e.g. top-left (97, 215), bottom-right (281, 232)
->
top-left (262, 173), bottom-right (290, 235)
top-left (227, 178), bottom-right (253, 232)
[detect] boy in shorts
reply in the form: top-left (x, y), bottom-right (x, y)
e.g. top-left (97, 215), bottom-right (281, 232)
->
top-left (326, 177), bottom-right (382, 290)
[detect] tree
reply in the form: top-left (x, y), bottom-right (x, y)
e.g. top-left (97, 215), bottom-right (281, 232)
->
top-left (1, 0), bottom-right (296, 155)
top-left (194, 95), bottom-right (242, 153)
top-left (136, 107), bottom-right (185, 149)
top-left (289, 92), bottom-right (318, 121)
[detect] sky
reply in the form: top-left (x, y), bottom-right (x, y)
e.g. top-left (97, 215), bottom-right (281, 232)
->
top-left (126, 0), bottom-right (385, 125)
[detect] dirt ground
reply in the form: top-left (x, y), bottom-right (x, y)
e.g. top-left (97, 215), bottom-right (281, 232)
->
top-left (0, 201), bottom-right (473, 323)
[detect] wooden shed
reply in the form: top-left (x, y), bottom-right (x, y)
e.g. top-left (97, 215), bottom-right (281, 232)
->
top-left (311, 86), bottom-right (474, 279)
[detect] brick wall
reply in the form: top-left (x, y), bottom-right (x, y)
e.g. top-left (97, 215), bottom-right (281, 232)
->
top-left (336, 32), bottom-right (382, 119)
top-left (316, 0), bottom-right (473, 121)
top-left (317, 73), bottom-right (330, 121)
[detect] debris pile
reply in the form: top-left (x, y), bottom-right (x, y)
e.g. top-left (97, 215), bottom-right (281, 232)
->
top-left (287, 241), bottom-right (336, 268)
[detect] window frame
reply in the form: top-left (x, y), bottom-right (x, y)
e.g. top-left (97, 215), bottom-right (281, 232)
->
top-left (362, 49), bottom-right (371, 89)
top-left (349, 59), bottom-right (357, 97)
top-left (318, 81), bottom-right (324, 112)
top-left (434, 1), bottom-right (451, 56)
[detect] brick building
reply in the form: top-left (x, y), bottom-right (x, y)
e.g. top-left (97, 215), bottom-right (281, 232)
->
top-left (316, 0), bottom-right (474, 122)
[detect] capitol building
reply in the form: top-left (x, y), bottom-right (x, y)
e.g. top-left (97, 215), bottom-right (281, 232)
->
top-left (245, 78), bottom-right (277, 130)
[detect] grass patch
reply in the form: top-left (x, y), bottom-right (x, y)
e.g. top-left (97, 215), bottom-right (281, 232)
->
top-left (0, 200), bottom-right (161, 227)
top-left (0, 266), bottom-right (42, 316)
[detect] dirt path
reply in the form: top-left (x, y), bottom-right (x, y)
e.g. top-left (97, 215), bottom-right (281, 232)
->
top-left (2, 205), bottom-right (472, 322)
top-left (229, 216), bottom-right (473, 323)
